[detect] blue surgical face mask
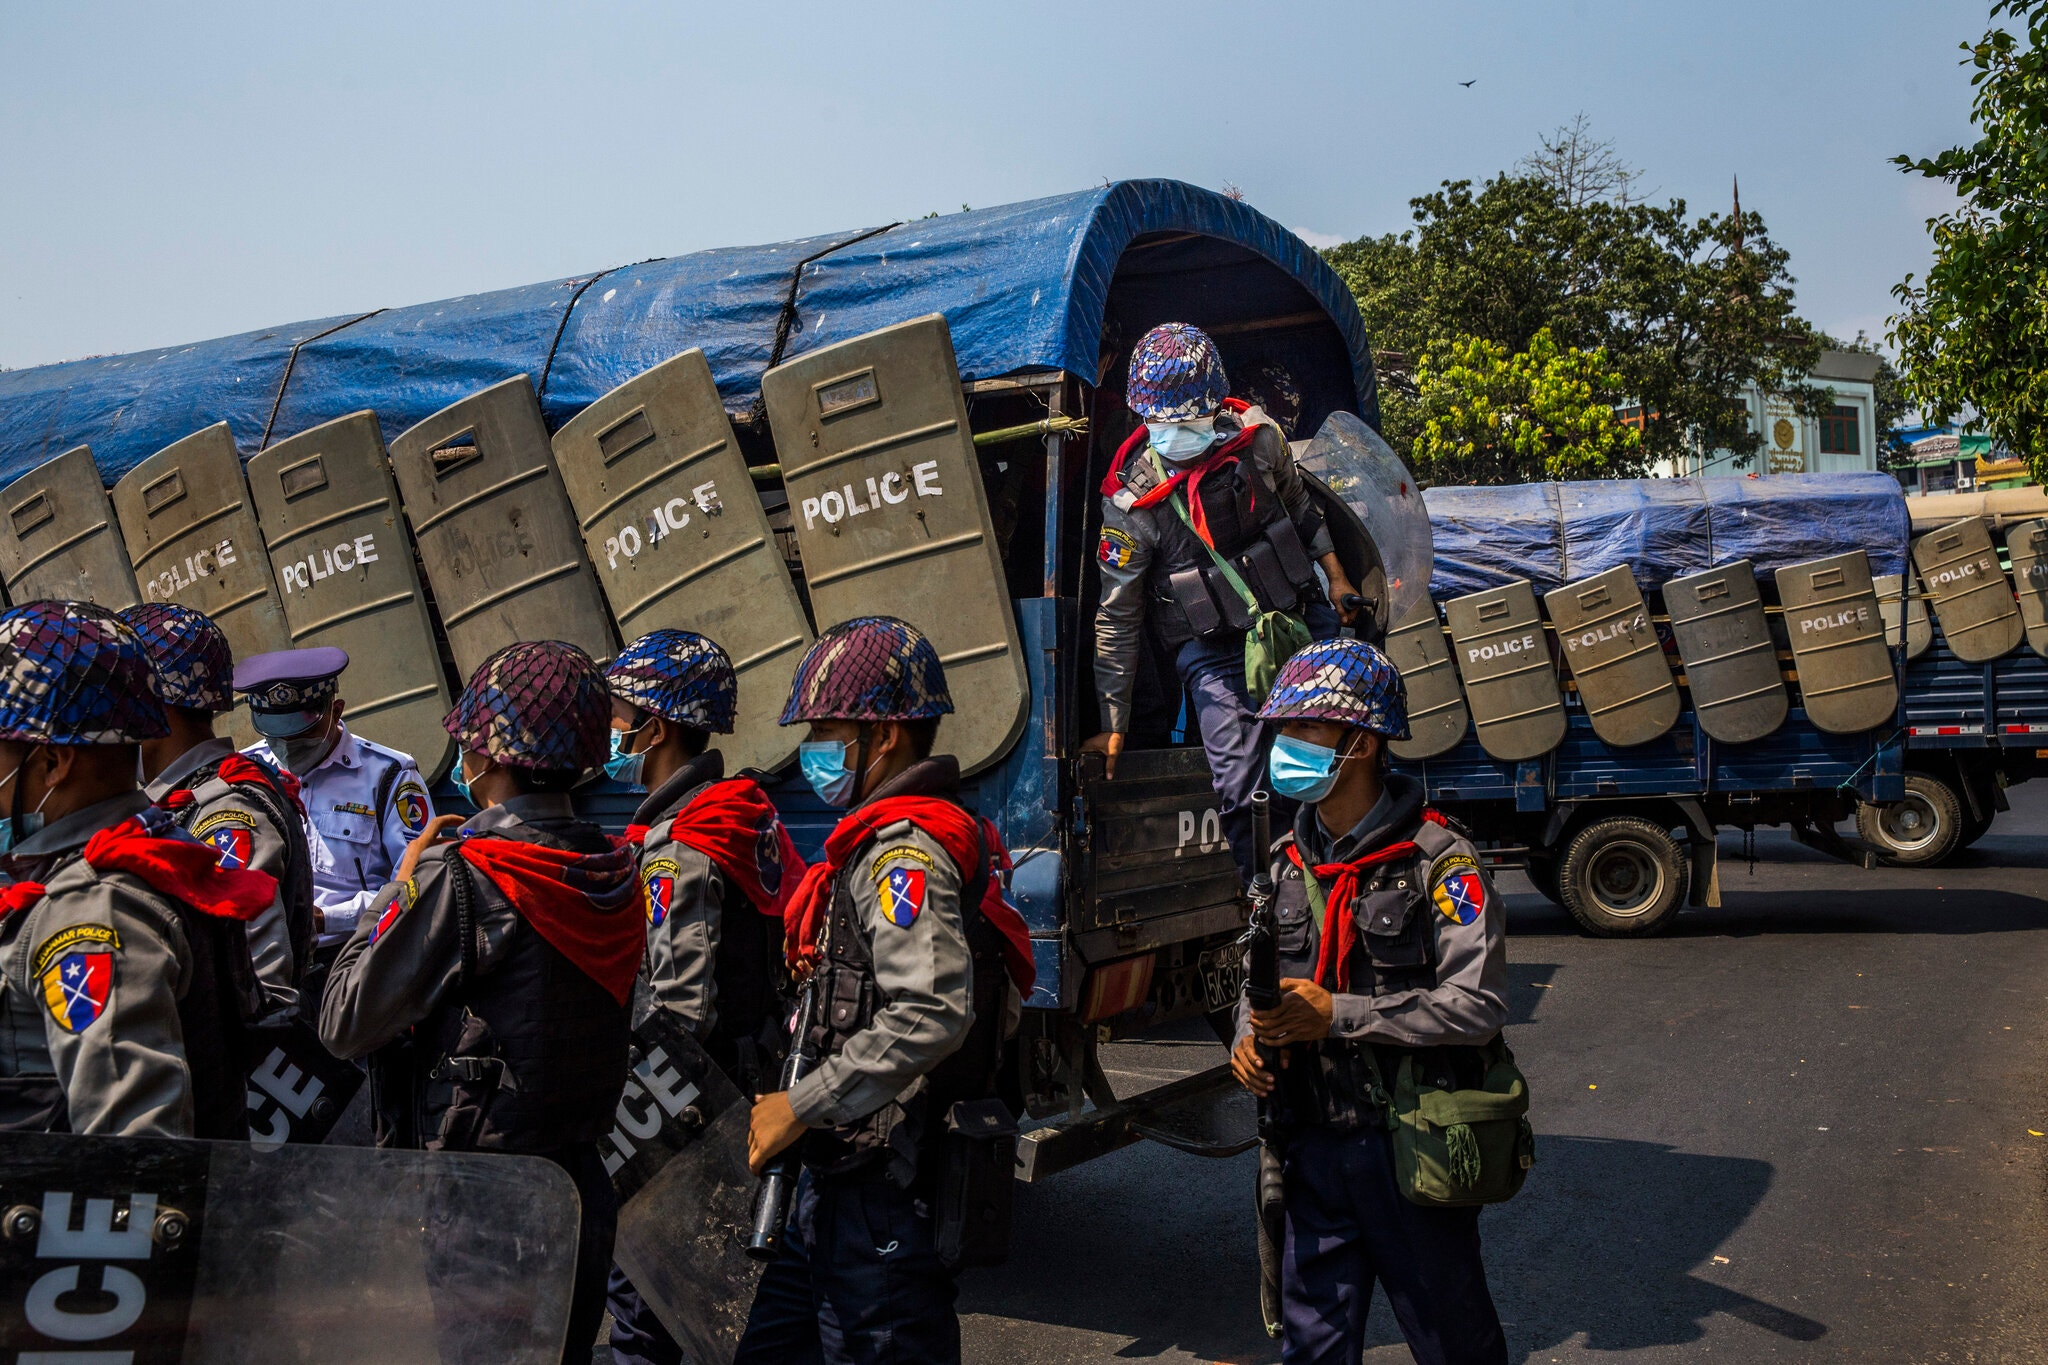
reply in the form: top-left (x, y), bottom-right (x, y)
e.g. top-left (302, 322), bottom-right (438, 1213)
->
top-left (1268, 734), bottom-right (1346, 803)
top-left (605, 725), bottom-right (649, 789)
top-left (800, 739), bottom-right (860, 809)
top-left (0, 758), bottom-right (47, 855)
top-left (1147, 416), bottom-right (1217, 463)
top-left (452, 754), bottom-right (484, 809)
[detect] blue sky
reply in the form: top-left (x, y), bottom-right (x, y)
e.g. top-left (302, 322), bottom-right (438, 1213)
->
top-left (0, 0), bottom-right (1986, 371)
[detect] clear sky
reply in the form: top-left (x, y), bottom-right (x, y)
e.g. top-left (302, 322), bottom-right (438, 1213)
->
top-left (0, 0), bottom-right (1986, 372)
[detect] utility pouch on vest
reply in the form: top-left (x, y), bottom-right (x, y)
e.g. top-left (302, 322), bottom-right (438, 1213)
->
top-left (1380, 1040), bottom-right (1534, 1208)
top-left (1237, 540), bottom-right (1298, 614)
top-left (1206, 566), bottom-right (1259, 632)
top-left (1263, 516), bottom-right (1317, 592)
top-left (1167, 567), bottom-right (1225, 637)
top-left (934, 1097), bottom-right (1018, 1271)
top-left (1163, 485), bottom-right (1309, 701)
top-left (429, 1009), bottom-right (508, 1152)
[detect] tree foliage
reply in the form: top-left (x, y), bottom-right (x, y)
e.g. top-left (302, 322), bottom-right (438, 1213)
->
top-left (1325, 134), bottom-right (1825, 485)
top-left (1410, 328), bottom-right (1642, 484)
top-left (1889, 0), bottom-right (2048, 483)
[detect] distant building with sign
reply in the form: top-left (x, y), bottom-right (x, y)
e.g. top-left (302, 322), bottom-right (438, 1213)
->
top-left (1890, 425), bottom-right (2033, 496)
top-left (1646, 349), bottom-right (1882, 478)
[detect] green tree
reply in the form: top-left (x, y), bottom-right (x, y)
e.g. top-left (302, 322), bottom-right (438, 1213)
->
top-left (1325, 144), bottom-right (1824, 482)
top-left (1889, 0), bottom-right (2048, 483)
top-left (1410, 328), bottom-right (1643, 484)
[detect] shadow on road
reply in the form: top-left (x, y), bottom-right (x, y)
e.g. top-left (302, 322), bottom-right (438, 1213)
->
top-left (1505, 887), bottom-right (2048, 940)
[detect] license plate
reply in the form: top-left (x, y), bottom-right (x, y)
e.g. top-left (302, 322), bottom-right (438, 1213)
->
top-left (1198, 945), bottom-right (1245, 1012)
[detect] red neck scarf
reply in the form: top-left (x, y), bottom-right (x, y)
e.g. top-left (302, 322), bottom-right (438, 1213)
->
top-left (1286, 840), bottom-right (1421, 992)
top-left (455, 836), bottom-right (645, 1005)
top-left (782, 796), bottom-right (1035, 996)
top-left (625, 777), bottom-right (806, 919)
top-left (163, 753), bottom-right (307, 820)
top-left (0, 815), bottom-right (277, 923)
top-left (1100, 399), bottom-right (1261, 549)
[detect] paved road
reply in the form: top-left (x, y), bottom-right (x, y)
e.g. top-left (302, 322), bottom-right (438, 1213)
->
top-left (959, 784), bottom-right (2048, 1364)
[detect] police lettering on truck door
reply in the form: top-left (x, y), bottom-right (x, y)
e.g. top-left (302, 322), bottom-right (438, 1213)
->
top-left (798, 461), bottom-right (945, 529)
top-left (601, 481), bottom-right (724, 572)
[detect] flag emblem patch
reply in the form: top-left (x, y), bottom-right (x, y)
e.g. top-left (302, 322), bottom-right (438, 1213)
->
top-left (1098, 528), bottom-right (1136, 569)
top-left (41, 952), bottom-right (112, 1034)
top-left (646, 874), bottom-right (676, 927)
top-left (1431, 864), bottom-right (1486, 925)
top-left (207, 825), bottom-right (254, 871)
top-left (395, 785), bottom-right (429, 834)
top-left (881, 866), bottom-right (926, 928)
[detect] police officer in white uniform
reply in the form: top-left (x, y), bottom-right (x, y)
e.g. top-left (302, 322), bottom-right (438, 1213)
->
top-left (234, 647), bottom-right (432, 945)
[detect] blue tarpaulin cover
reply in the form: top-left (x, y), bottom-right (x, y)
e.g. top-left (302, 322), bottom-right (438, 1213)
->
top-left (1425, 474), bottom-right (1912, 599)
top-left (0, 180), bottom-right (1375, 485)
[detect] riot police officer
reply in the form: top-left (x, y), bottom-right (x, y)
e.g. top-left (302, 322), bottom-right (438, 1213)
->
top-left (235, 645), bottom-right (433, 946)
top-left (317, 639), bottom-right (643, 1364)
top-left (0, 601), bottom-right (275, 1136)
top-left (122, 603), bottom-right (314, 1019)
top-left (1083, 323), bottom-right (1359, 880)
top-left (602, 628), bottom-right (805, 1365)
top-left (736, 616), bottom-right (1035, 1365)
top-left (1230, 638), bottom-right (1510, 1365)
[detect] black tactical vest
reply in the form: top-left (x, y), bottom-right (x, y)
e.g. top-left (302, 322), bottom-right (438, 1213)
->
top-left (704, 878), bottom-right (786, 1090)
top-left (384, 827), bottom-right (632, 1156)
top-left (798, 817), bottom-right (1010, 1186)
top-left (173, 755), bottom-right (316, 987)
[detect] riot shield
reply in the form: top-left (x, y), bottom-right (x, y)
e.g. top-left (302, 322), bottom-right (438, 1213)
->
top-left (389, 377), bottom-right (617, 680)
top-left (2006, 519), bottom-right (2048, 659)
top-left (1544, 567), bottom-right (1679, 748)
top-left (1296, 410), bottom-right (1434, 634)
top-left (1874, 571), bottom-right (1933, 660)
top-left (606, 1009), bottom-right (763, 1361)
top-left (246, 412), bottom-right (457, 783)
top-left (1444, 580), bottom-right (1566, 762)
top-left (0, 445), bottom-right (142, 610)
top-left (0, 1130), bottom-right (579, 1364)
top-left (1384, 600), bottom-right (1469, 760)
top-left (1911, 517), bottom-right (2024, 663)
top-left (112, 424), bottom-right (293, 748)
top-left (762, 315), bottom-right (1028, 776)
top-left (1664, 560), bottom-right (1789, 745)
top-left (554, 350), bottom-right (813, 774)
top-left (243, 1016), bottom-right (366, 1149)
top-left (1775, 551), bottom-right (1898, 735)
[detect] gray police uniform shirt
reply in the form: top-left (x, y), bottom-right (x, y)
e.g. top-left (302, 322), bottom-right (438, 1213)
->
top-left (0, 791), bottom-right (204, 1136)
top-left (634, 751), bottom-right (729, 1037)
top-left (1235, 776), bottom-right (1508, 1050)
top-left (248, 721), bottom-right (429, 940)
top-left (147, 736), bottom-right (298, 1013)
top-left (786, 767), bottom-right (1022, 1131)
top-left (1093, 410), bottom-right (1335, 734)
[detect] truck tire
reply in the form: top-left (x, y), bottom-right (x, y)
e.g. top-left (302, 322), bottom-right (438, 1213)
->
top-left (1558, 816), bottom-right (1688, 937)
top-left (1857, 772), bottom-right (1964, 867)
top-left (1524, 853), bottom-right (1564, 906)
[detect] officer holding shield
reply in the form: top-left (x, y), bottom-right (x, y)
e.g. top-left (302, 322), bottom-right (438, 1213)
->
top-left (0, 601), bottom-right (275, 1137)
top-left (1231, 638), bottom-right (1510, 1365)
top-left (235, 646), bottom-right (433, 946)
top-left (121, 603), bottom-right (314, 1019)
top-left (1083, 323), bottom-right (1359, 881)
top-left (601, 628), bottom-right (805, 1365)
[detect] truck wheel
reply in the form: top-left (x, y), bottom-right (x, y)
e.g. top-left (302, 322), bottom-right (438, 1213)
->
top-left (1857, 773), bottom-right (1964, 867)
top-left (1558, 817), bottom-right (1688, 937)
top-left (1524, 853), bottom-right (1564, 906)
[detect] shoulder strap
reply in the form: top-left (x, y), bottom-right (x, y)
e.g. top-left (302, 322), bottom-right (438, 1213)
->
top-left (373, 757), bottom-right (402, 823)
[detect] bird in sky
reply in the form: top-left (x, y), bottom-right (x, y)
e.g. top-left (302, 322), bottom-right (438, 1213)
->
top-left (1459, 79), bottom-right (1476, 88)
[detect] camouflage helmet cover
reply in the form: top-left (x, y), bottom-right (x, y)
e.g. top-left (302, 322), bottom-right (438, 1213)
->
top-left (779, 616), bottom-right (953, 725)
top-left (606, 629), bottom-right (739, 734)
top-left (118, 602), bottom-right (234, 713)
top-left (1256, 638), bottom-right (1410, 740)
top-left (0, 601), bottom-right (170, 745)
top-left (1127, 323), bottom-right (1229, 423)
top-left (444, 640), bottom-right (613, 771)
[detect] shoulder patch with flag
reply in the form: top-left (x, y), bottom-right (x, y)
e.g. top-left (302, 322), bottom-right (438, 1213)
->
top-left (369, 879), bottom-right (416, 944)
top-left (1098, 527), bottom-right (1137, 568)
top-left (643, 857), bottom-right (680, 928)
top-left (194, 808), bottom-right (257, 872)
top-left (1430, 854), bottom-right (1486, 926)
top-left (873, 846), bottom-right (932, 929)
top-left (42, 951), bottom-right (114, 1034)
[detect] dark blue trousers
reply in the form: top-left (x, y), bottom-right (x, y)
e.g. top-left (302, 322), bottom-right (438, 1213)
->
top-left (733, 1170), bottom-right (959, 1365)
top-left (1279, 1125), bottom-right (1507, 1365)
top-left (606, 1263), bottom-right (683, 1365)
top-left (1177, 640), bottom-right (1268, 885)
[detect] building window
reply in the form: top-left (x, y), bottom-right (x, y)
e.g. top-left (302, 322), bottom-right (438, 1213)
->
top-left (1819, 404), bottom-right (1861, 455)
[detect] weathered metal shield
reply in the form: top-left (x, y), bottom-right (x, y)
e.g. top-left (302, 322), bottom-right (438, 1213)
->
top-left (1384, 601), bottom-right (1469, 760)
top-left (2005, 518), bottom-right (2048, 660)
top-left (1774, 551), bottom-right (1898, 735)
top-left (1873, 571), bottom-right (1933, 660)
top-left (0, 1131), bottom-right (580, 1364)
top-left (1911, 517), bottom-right (2024, 663)
top-left (0, 446), bottom-right (142, 610)
top-left (243, 1015), bottom-right (367, 1149)
top-left (1664, 560), bottom-right (1788, 745)
top-left (1296, 410), bottom-right (1434, 633)
top-left (554, 350), bottom-right (813, 774)
top-left (389, 377), bottom-right (617, 680)
top-left (607, 1010), bottom-right (763, 1362)
top-left (112, 424), bottom-right (292, 747)
top-left (1544, 567), bottom-right (1679, 748)
top-left (762, 315), bottom-right (1028, 775)
top-left (1444, 579), bottom-right (1566, 762)
top-left (246, 412), bottom-right (457, 783)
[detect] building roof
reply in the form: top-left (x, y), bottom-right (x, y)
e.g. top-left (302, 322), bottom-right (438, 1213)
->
top-left (1812, 349), bottom-right (1884, 385)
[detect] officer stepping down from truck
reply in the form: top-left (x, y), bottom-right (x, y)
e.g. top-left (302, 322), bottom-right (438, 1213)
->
top-left (735, 616), bottom-right (1036, 1365)
top-left (601, 628), bottom-right (807, 1365)
top-left (121, 603), bottom-right (315, 1020)
top-left (235, 646), bottom-right (433, 961)
top-left (1233, 638), bottom-right (1521, 1365)
top-left (317, 640), bottom-right (644, 1365)
top-left (1084, 323), bottom-right (1360, 881)
top-left (0, 601), bottom-right (276, 1137)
